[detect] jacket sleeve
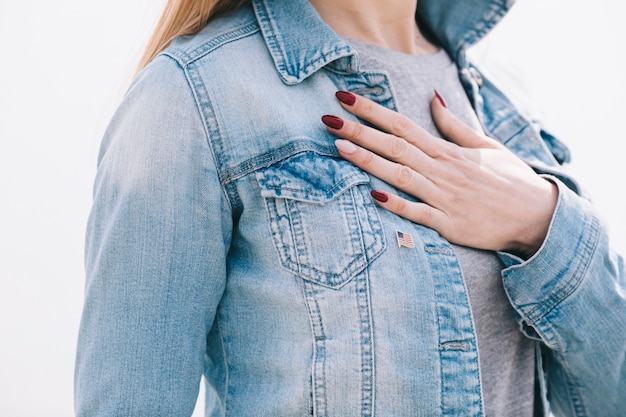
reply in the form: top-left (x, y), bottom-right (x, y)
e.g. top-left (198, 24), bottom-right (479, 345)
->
top-left (499, 178), bottom-right (626, 416)
top-left (74, 55), bottom-right (232, 416)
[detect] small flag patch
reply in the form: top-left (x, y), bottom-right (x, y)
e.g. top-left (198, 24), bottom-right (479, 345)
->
top-left (396, 230), bottom-right (415, 248)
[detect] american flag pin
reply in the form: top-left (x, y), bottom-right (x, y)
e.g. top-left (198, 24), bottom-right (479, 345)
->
top-left (396, 230), bottom-right (415, 248)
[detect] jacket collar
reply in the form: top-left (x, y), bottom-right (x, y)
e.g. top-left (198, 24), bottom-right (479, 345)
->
top-left (252, 0), bottom-right (356, 85)
top-left (416, 0), bottom-right (515, 67)
top-left (252, 0), bottom-right (515, 84)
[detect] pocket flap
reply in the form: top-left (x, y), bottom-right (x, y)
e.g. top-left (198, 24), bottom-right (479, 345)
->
top-left (257, 152), bottom-right (370, 203)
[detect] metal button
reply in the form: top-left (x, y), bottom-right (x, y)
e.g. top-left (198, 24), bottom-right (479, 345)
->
top-left (468, 66), bottom-right (483, 87)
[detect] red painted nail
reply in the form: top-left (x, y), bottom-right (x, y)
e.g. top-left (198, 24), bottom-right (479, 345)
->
top-left (434, 89), bottom-right (447, 108)
top-left (322, 115), bottom-right (344, 130)
top-left (370, 190), bottom-right (389, 203)
top-left (336, 91), bottom-right (357, 106)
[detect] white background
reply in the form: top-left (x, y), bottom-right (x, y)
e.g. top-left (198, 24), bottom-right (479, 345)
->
top-left (1, 1), bottom-right (624, 415)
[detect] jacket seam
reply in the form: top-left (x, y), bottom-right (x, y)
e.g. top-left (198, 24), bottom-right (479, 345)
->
top-left (558, 354), bottom-right (588, 416)
top-left (164, 20), bottom-right (260, 68)
top-left (221, 142), bottom-right (339, 185)
top-left (525, 212), bottom-right (601, 351)
top-left (166, 56), bottom-right (239, 214)
top-left (214, 315), bottom-right (230, 417)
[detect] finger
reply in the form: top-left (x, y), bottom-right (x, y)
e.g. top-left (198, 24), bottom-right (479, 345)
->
top-left (334, 139), bottom-right (436, 198)
top-left (369, 189), bottom-right (446, 231)
top-left (322, 115), bottom-right (434, 172)
top-left (430, 91), bottom-right (498, 149)
top-left (335, 91), bottom-right (443, 155)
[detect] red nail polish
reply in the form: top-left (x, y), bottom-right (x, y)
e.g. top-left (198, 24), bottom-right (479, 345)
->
top-left (322, 115), bottom-right (344, 130)
top-left (434, 89), bottom-right (447, 108)
top-left (370, 190), bottom-right (389, 203)
top-left (336, 91), bottom-right (357, 106)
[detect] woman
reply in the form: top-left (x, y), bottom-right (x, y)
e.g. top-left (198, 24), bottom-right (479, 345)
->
top-left (75, 0), bottom-right (626, 415)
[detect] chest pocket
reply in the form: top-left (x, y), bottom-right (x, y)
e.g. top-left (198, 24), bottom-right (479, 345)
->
top-left (256, 151), bottom-right (385, 289)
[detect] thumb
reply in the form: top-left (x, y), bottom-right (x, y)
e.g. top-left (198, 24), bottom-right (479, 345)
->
top-left (431, 90), bottom-right (496, 149)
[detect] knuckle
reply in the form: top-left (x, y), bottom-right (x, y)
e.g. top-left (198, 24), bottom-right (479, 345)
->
top-left (360, 99), bottom-right (376, 119)
top-left (438, 160), bottom-right (469, 186)
top-left (450, 116), bottom-right (466, 131)
top-left (394, 165), bottom-right (413, 187)
top-left (428, 145), bottom-right (444, 159)
top-left (394, 198), bottom-right (410, 216)
top-left (388, 135), bottom-right (409, 158)
top-left (439, 115), bottom-right (465, 138)
top-left (446, 169), bottom-right (466, 185)
top-left (446, 114), bottom-right (465, 130)
top-left (349, 121), bottom-right (365, 140)
top-left (445, 145), bottom-right (464, 160)
top-left (433, 141), bottom-right (460, 160)
top-left (360, 149), bottom-right (375, 167)
top-left (390, 114), bottom-right (413, 137)
top-left (416, 205), bottom-right (432, 224)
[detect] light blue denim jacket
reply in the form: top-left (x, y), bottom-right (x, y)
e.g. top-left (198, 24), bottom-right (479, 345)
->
top-left (75, 0), bottom-right (626, 415)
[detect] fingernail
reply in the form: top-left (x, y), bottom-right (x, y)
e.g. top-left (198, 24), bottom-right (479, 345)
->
top-left (335, 139), bottom-right (357, 155)
top-left (434, 89), bottom-right (447, 108)
top-left (370, 190), bottom-right (389, 203)
top-left (322, 115), bottom-right (344, 130)
top-left (336, 91), bottom-right (357, 106)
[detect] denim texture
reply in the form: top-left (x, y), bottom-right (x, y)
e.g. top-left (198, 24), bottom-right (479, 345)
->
top-left (75, 0), bottom-right (626, 415)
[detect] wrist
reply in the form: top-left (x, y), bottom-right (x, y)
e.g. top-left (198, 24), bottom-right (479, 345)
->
top-left (508, 180), bottom-right (559, 259)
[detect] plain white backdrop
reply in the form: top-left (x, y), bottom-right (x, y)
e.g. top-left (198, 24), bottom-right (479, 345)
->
top-left (0, 1), bottom-right (624, 415)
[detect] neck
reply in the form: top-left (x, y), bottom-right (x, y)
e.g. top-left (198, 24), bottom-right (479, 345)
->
top-left (308, 0), bottom-right (438, 55)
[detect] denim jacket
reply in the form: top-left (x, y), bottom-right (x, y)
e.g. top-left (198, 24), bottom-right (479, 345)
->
top-left (75, 0), bottom-right (626, 415)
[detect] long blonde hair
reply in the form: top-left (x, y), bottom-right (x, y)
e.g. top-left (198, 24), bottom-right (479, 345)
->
top-left (137, 0), bottom-right (248, 71)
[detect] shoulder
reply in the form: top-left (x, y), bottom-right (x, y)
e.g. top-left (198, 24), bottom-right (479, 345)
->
top-left (162, 3), bottom-right (261, 69)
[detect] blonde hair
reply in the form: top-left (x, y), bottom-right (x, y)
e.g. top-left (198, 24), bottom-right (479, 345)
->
top-left (137, 0), bottom-right (248, 71)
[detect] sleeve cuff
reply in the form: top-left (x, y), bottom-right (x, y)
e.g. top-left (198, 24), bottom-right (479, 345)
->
top-left (497, 176), bottom-right (602, 340)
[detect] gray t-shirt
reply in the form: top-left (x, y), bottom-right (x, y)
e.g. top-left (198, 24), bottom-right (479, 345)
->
top-left (347, 38), bottom-right (536, 417)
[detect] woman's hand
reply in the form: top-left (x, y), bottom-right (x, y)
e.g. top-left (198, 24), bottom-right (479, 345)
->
top-left (322, 91), bottom-right (558, 258)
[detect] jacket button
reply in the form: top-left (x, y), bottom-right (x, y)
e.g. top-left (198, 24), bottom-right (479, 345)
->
top-left (468, 67), bottom-right (483, 88)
